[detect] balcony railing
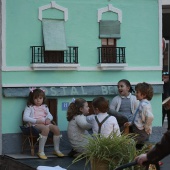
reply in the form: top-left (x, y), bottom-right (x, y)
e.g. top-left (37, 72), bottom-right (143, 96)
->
top-left (30, 46), bottom-right (78, 64)
top-left (97, 47), bottom-right (126, 64)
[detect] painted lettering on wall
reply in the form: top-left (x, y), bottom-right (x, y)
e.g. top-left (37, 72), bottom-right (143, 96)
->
top-left (38, 86), bottom-right (118, 96)
top-left (3, 84), bottom-right (162, 97)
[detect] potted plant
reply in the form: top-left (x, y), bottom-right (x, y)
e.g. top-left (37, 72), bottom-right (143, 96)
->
top-left (73, 132), bottom-right (149, 170)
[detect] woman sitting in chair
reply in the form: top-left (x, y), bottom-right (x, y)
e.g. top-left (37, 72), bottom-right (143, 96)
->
top-left (23, 88), bottom-right (64, 160)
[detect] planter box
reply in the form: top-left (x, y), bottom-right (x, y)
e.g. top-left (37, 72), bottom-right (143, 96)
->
top-left (91, 159), bottom-right (109, 170)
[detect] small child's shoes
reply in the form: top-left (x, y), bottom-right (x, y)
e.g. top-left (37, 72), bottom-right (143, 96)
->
top-left (53, 150), bottom-right (64, 157)
top-left (37, 152), bottom-right (48, 159)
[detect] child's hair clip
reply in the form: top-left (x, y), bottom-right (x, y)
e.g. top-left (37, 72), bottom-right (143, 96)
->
top-left (71, 98), bottom-right (75, 103)
top-left (40, 88), bottom-right (45, 92)
top-left (29, 87), bottom-right (36, 93)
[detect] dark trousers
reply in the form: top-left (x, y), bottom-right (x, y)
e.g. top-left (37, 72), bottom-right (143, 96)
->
top-left (162, 107), bottom-right (170, 130)
top-left (130, 124), bottom-right (149, 144)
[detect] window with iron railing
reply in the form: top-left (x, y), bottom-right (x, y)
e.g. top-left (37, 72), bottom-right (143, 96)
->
top-left (30, 46), bottom-right (78, 64)
top-left (97, 47), bottom-right (126, 64)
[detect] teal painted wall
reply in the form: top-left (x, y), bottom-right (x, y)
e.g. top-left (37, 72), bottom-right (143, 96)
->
top-left (2, 98), bottom-right (27, 133)
top-left (2, 0), bottom-right (162, 134)
top-left (5, 0), bottom-right (159, 67)
top-left (2, 95), bottom-right (162, 133)
top-left (2, 71), bottom-right (162, 84)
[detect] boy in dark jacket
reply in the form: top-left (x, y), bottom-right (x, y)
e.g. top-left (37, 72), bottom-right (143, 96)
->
top-left (162, 72), bottom-right (170, 130)
top-left (136, 130), bottom-right (170, 165)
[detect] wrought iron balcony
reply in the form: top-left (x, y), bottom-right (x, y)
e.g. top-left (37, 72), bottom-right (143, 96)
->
top-left (30, 46), bottom-right (78, 64)
top-left (97, 47), bottom-right (126, 64)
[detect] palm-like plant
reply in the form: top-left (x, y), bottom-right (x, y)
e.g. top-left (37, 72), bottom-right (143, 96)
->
top-left (73, 132), bottom-right (148, 170)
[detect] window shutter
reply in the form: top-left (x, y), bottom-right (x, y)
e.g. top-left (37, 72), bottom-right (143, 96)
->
top-left (42, 19), bottom-right (67, 51)
top-left (46, 99), bottom-right (57, 124)
top-left (99, 20), bottom-right (121, 39)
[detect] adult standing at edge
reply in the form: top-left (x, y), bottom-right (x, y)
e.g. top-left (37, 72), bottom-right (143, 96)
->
top-left (162, 72), bottom-right (170, 130)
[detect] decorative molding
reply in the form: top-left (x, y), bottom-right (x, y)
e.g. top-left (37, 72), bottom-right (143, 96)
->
top-left (97, 63), bottom-right (128, 70)
top-left (124, 66), bottom-right (162, 71)
top-left (2, 81), bottom-right (164, 88)
top-left (31, 63), bottom-right (80, 70)
top-left (1, 65), bottom-right (162, 72)
top-left (38, 1), bottom-right (68, 21)
top-left (98, 4), bottom-right (122, 22)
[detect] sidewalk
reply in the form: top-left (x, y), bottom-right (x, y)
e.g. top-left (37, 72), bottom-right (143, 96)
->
top-left (3, 125), bottom-right (170, 170)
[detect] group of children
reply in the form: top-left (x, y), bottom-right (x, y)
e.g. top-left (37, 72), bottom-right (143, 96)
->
top-left (67, 79), bottom-right (154, 156)
top-left (23, 80), bottom-right (154, 160)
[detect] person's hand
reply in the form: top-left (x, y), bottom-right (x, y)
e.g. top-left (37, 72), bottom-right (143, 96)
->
top-left (124, 122), bottom-right (131, 127)
top-left (36, 119), bottom-right (45, 124)
top-left (135, 154), bottom-right (148, 166)
top-left (45, 118), bottom-right (51, 125)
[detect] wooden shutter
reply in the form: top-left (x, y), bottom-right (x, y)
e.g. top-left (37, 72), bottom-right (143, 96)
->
top-left (46, 99), bottom-right (57, 125)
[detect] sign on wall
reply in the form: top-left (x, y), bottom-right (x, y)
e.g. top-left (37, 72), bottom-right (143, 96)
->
top-left (62, 102), bottom-right (70, 111)
top-left (3, 85), bottom-right (163, 97)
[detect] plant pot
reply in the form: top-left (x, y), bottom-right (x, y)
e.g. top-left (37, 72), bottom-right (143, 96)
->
top-left (90, 159), bottom-right (109, 170)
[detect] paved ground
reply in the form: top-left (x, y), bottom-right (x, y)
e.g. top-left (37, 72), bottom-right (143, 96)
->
top-left (4, 119), bottom-right (170, 169)
top-left (5, 153), bottom-right (170, 170)
top-left (18, 156), bottom-right (91, 170)
top-left (157, 119), bottom-right (170, 170)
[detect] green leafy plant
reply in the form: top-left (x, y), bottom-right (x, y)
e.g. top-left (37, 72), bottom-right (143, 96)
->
top-left (73, 132), bottom-right (148, 170)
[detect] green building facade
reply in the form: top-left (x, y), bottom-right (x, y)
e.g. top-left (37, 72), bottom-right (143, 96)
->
top-left (0, 0), bottom-right (163, 154)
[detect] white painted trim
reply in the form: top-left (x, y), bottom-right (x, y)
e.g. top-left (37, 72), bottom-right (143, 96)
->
top-left (98, 4), bottom-right (122, 23)
top-left (2, 0), bottom-right (6, 67)
top-left (162, 0), bottom-right (170, 5)
top-left (1, 66), bottom-right (32, 71)
top-left (2, 81), bottom-right (164, 88)
top-left (124, 66), bottom-right (162, 71)
top-left (159, 0), bottom-right (163, 68)
top-left (1, 66), bottom-right (162, 71)
top-left (0, 0), bottom-right (6, 156)
top-left (31, 63), bottom-right (80, 70)
top-left (0, 0), bottom-right (6, 155)
top-left (97, 63), bottom-right (128, 70)
top-left (38, 1), bottom-right (68, 21)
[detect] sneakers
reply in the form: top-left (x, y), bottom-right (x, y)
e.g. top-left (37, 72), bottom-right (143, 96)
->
top-left (37, 152), bottom-right (47, 160)
top-left (53, 151), bottom-right (65, 158)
